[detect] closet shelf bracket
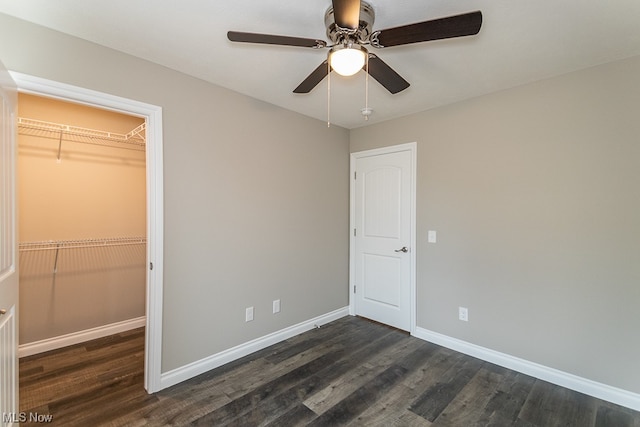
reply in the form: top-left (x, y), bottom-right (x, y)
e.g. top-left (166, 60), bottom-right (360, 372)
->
top-left (53, 242), bottom-right (60, 274)
top-left (57, 130), bottom-right (63, 162)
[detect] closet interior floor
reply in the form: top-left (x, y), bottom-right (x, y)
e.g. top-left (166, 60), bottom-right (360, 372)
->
top-left (18, 317), bottom-right (640, 426)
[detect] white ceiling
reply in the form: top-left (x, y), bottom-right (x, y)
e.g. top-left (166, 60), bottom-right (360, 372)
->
top-left (1, 1), bottom-right (640, 129)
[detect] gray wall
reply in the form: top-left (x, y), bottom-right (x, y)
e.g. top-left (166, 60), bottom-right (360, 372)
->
top-left (0, 13), bottom-right (350, 372)
top-left (351, 55), bottom-right (640, 394)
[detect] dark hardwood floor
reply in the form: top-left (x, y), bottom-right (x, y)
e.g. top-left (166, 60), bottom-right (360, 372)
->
top-left (19, 316), bottom-right (640, 426)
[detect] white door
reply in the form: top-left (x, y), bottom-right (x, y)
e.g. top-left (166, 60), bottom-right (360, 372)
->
top-left (0, 61), bottom-right (18, 424)
top-left (351, 143), bottom-right (415, 331)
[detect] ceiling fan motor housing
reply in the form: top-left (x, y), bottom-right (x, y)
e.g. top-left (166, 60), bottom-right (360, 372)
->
top-left (325, 1), bottom-right (375, 44)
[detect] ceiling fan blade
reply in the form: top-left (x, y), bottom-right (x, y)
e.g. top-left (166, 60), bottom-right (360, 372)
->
top-left (293, 60), bottom-right (330, 94)
top-left (372, 11), bottom-right (482, 48)
top-left (332, 0), bottom-right (361, 30)
top-left (227, 31), bottom-right (326, 48)
top-left (366, 54), bottom-right (410, 94)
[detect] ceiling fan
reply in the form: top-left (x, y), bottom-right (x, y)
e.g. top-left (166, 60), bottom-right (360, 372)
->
top-left (227, 0), bottom-right (482, 94)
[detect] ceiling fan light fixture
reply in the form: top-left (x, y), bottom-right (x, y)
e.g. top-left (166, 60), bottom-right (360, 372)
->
top-left (329, 45), bottom-right (366, 77)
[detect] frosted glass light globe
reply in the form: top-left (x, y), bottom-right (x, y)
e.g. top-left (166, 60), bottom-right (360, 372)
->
top-left (330, 46), bottom-right (366, 76)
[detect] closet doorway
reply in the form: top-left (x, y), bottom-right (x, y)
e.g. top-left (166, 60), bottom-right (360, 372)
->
top-left (11, 72), bottom-right (164, 393)
top-left (18, 93), bottom-right (147, 352)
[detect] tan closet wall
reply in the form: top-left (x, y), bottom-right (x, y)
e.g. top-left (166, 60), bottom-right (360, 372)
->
top-left (18, 93), bottom-right (146, 345)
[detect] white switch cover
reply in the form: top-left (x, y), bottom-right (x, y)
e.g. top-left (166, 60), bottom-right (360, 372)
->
top-left (428, 230), bottom-right (437, 243)
top-left (245, 306), bottom-right (254, 322)
top-left (273, 299), bottom-right (281, 314)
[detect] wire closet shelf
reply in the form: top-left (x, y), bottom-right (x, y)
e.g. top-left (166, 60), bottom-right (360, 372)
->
top-left (19, 237), bottom-right (147, 276)
top-left (19, 236), bottom-right (147, 252)
top-left (17, 117), bottom-right (146, 151)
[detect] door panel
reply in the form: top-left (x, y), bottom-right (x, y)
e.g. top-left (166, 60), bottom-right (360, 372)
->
top-left (363, 166), bottom-right (401, 238)
top-left (0, 60), bottom-right (18, 425)
top-left (353, 147), bottom-right (413, 331)
top-left (363, 253), bottom-right (401, 306)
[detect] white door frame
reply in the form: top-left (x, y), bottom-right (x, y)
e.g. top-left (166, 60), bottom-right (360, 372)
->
top-left (349, 142), bottom-right (417, 334)
top-left (0, 60), bottom-right (19, 422)
top-left (10, 72), bottom-right (164, 393)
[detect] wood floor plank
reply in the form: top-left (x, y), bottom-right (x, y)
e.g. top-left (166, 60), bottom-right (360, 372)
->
top-left (234, 330), bottom-right (406, 425)
top-left (409, 353), bottom-right (485, 421)
top-left (303, 331), bottom-right (426, 415)
top-left (110, 362), bottom-right (235, 427)
top-left (518, 380), bottom-right (597, 427)
top-left (347, 345), bottom-right (459, 426)
top-left (190, 351), bottom-right (345, 425)
top-left (263, 318), bottom-right (374, 365)
top-left (430, 363), bottom-right (508, 426)
top-left (349, 375), bottom-right (432, 425)
top-left (394, 410), bottom-right (434, 426)
top-left (344, 383), bottom-right (429, 427)
top-left (20, 329), bottom-right (144, 389)
top-left (266, 403), bottom-right (318, 427)
top-left (19, 347), bottom-right (88, 385)
top-left (20, 338), bottom-right (145, 412)
top-left (49, 379), bottom-right (156, 427)
top-left (306, 364), bottom-right (409, 426)
top-left (433, 364), bottom-right (536, 426)
top-left (306, 342), bottom-right (436, 426)
top-left (126, 390), bottom-right (231, 426)
top-left (595, 404), bottom-right (640, 427)
top-left (221, 322), bottom-right (377, 401)
top-left (479, 368), bottom-right (536, 426)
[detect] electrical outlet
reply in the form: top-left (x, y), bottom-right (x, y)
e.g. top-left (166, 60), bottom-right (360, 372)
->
top-left (245, 306), bottom-right (254, 322)
top-left (459, 306), bottom-right (468, 322)
top-left (273, 299), bottom-right (281, 314)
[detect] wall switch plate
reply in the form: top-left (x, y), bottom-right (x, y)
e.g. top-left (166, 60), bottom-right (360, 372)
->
top-left (273, 299), bottom-right (281, 314)
top-left (245, 306), bottom-right (254, 322)
top-left (428, 230), bottom-right (437, 243)
top-left (459, 307), bottom-right (468, 322)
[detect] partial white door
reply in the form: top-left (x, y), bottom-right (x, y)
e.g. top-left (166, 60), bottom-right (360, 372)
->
top-left (351, 143), bottom-right (415, 331)
top-left (0, 60), bottom-right (18, 424)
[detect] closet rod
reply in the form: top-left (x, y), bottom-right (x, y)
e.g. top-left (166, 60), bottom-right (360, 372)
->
top-left (19, 236), bottom-right (147, 252)
top-left (17, 117), bottom-right (146, 148)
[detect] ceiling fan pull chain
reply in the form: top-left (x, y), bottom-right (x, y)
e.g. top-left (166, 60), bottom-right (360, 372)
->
top-left (364, 53), bottom-right (369, 121)
top-left (327, 59), bottom-right (331, 127)
top-left (361, 54), bottom-right (373, 121)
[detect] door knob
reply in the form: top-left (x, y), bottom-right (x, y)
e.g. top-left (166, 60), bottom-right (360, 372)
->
top-left (394, 247), bottom-right (409, 253)
top-left (0, 309), bottom-right (6, 316)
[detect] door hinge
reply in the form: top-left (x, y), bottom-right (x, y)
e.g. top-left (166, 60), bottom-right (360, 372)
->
top-left (150, 262), bottom-right (154, 271)
top-left (354, 171), bottom-right (357, 180)
top-left (353, 285), bottom-right (356, 293)
top-left (354, 228), bottom-right (356, 237)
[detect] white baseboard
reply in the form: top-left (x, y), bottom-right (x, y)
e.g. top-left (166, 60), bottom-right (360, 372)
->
top-left (159, 307), bottom-right (350, 390)
top-left (413, 326), bottom-right (640, 412)
top-left (19, 316), bottom-right (146, 358)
